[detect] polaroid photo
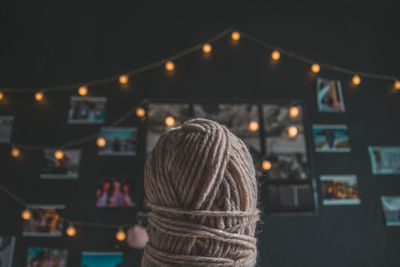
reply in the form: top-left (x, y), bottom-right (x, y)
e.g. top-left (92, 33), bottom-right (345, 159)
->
top-left (368, 146), bottom-right (400, 175)
top-left (316, 78), bottom-right (345, 112)
top-left (40, 149), bottom-right (81, 179)
top-left (320, 175), bottom-right (360, 205)
top-left (0, 236), bottom-right (15, 267)
top-left (22, 205), bottom-right (65, 237)
top-left (26, 247), bottom-right (68, 267)
top-left (312, 124), bottom-right (350, 152)
top-left (81, 251), bottom-right (123, 267)
top-left (98, 127), bottom-right (137, 156)
top-left (68, 96), bottom-right (106, 124)
top-left (0, 116), bottom-right (14, 143)
top-left (96, 178), bottom-right (135, 208)
top-left (381, 196), bottom-right (400, 226)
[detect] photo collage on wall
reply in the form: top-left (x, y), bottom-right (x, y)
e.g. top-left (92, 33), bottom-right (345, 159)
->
top-left (26, 247), bottom-right (68, 267)
top-left (0, 116), bottom-right (14, 143)
top-left (22, 205), bottom-right (65, 237)
top-left (0, 236), bottom-right (15, 267)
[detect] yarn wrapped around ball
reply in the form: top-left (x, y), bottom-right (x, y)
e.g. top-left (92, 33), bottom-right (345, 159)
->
top-left (142, 118), bottom-right (260, 267)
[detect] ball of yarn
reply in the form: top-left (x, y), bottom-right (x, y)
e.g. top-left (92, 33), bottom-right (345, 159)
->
top-left (142, 118), bottom-right (259, 267)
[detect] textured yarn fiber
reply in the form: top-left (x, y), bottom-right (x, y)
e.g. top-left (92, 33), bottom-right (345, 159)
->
top-left (142, 118), bottom-right (259, 267)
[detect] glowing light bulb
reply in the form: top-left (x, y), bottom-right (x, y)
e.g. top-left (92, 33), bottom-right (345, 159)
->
top-left (97, 137), bottom-right (106, 147)
top-left (311, 64), bottom-right (320, 73)
top-left (271, 50), bottom-right (281, 61)
top-left (78, 86), bottom-right (88, 96)
top-left (54, 150), bottom-right (64, 160)
top-left (116, 229), bottom-right (126, 241)
top-left (352, 75), bottom-right (361, 85)
top-left (66, 224), bottom-right (76, 237)
top-left (394, 80), bottom-right (400, 90)
top-left (0, 91), bottom-right (4, 101)
top-left (11, 147), bottom-right (20, 158)
top-left (202, 43), bottom-right (212, 53)
top-left (248, 121), bottom-right (259, 132)
top-left (231, 31), bottom-right (240, 41)
top-left (288, 126), bottom-right (298, 138)
top-left (136, 107), bottom-right (146, 118)
top-left (289, 106), bottom-right (300, 118)
top-left (165, 61), bottom-right (175, 71)
top-left (165, 116), bottom-right (175, 127)
top-left (35, 91), bottom-right (44, 102)
top-left (119, 75), bottom-right (129, 85)
top-left (21, 209), bottom-right (32, 220)
top-left (261, 160), bottom-right (272, 171)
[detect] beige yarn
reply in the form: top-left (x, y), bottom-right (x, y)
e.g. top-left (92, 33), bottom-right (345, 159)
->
top-left (142, 118), bottom-right (259, 267)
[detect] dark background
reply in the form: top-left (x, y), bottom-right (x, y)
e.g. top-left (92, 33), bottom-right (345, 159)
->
top-left (1, 1), bottom-right (400, 266)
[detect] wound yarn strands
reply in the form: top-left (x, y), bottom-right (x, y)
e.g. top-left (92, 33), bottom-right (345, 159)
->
top-left (142, 118), bottom-right (259, 267)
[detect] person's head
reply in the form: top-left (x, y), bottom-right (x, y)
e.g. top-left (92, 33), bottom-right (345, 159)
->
top-left (113, 180), bottom-right (121, 191)
top-left (102, 181), bottom-right (111, 191)
top-left (142, 118), bottom-right (259, 266)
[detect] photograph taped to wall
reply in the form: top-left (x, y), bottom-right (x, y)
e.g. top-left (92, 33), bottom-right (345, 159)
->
top-left (381, 196), bottom-right (400, 226)
top-left (368, 146), bottom-right (400, 175)
top-left (266, 184), bottom-right (315, 211)
top-left (316, 78), bottom-right (345, 112)
top-left (312, 124), bottom-right (350, 152)
top-left (96, 177), bottom-right (135, 208)
top-left (98, 127), bottom-right (137, 156)
top-left (68, 96), bottom-right (106, 124)
top-left (320, 175), bottom-right (360, 205)
top-left (0, 236), bottom-right (15, 267)
top-left (80, 251), bottom-right (123, 267)
top-left (26, 247), bottom-right (68, 267)
top-left (263, 104), bottom-right (308, 180)
top-left (22, 205), bottom-right (64, 237)
top-left (40, 149), bottom-right (81, 179)
top-left (0, 116), bottom-right (14, 143)
top-left (146, 103), bottom-right (190, 153)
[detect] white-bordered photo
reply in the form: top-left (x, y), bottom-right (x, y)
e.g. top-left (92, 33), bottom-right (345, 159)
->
top-left (0, 116), bottom-right (14, 143)
top-left (40, 149), bottom-right (81, 179)
top-left (381, 196), bottom-right (400, 226)
top-left (80, 251), bottom-right (123, 267)
top-left (98, 127), bottom-right (137, 156)
top-left (368, 146), bottom-right (400, 175)
top-left (26, 247), bottom-right (68, 267)
top-left (68, 96), bottom-right (106, 124)
top-left (316, 78), bottom-right (345, 112)
top-left (0, 236), bottom-right (15, 267)
top-left (312, 124), bottom-right (350, 152)
top-left (22, 204), bottom-right (65, 237)
top-left (320, 175), bottom-right (360, 205)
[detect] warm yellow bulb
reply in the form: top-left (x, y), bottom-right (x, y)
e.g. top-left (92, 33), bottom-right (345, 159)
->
top-left (165, 61), bottom-right (175, 71)
top-left (202, 43), bottom-right (212, 53)
top-left (97, 137), bottom-right (106, 147)
top-left (352, 75), bottom-right (361, 85)
top-left (288, 126), bottom-right (298, 138)
top-left (261, 160), bottom-right (272, 171)
top-left (35, 91), bottom-right (44, 102)
top-left (136, 107), bottom-right (146, 118)
top-left (165, 116), bottom-right (175, 127)
top-left (21, 209), bottom-right (32, 220)
top-left (248, 121), bottom-right (259, 132)
top-left (231, 31), bottom-right (240, 41)
top-left (289, 106), bottom-right (300, 118)
top-left (66, 225), bottom-right (76, 237)
top-left (54, 150), bottom-right (64, 160)
top-left (11, 147), bottom-right (20, 158)
top-left (394, 80), bottom-right (400, 90)
top-left (78, 86), bottom-right (88, 96)
top-left (116, 229), bottom-right (126, 241)
top-left (311, 64), bottom-right (320, 73)
top-left (271, 50), bottom-right (281, 61)
top-left (0, 91), bottom-right (4, 101)
top-left (119, 75), bottom-right (129, 85)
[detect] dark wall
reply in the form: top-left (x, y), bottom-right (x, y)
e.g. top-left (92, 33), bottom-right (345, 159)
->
top-left (1, 1), bottom-right (400, 266)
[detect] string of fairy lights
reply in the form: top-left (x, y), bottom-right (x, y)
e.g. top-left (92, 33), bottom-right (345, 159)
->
top-left (1, 28), bottom-right (399, 241)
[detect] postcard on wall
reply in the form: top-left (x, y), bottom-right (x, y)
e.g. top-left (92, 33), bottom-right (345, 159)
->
top-left (320, 175), bottom-right (360, 205)
top-left (22, 205), bottom-right (65, 237)
top-left (26, 247), bottom-right (68, 267)
top-left (96, 178), bottom-right (135, 208)
top-left (81, 251), bottom-right (123, 267)
top-left (98, 127), bottom-right (137, 156)
top-left (40, 149), bottom-right (81, 179)
top-left (316, 78), bottom-right (345, 112)
top-left (68, 96), bottom-right (106, 124)
top-left (312, 124), bottom-right (350, 152)
top-left (0, 236), bottom-right (15, 267)
top-left (381, 196), bottom-right (400, 226)
top-left (0, 116), bottom-right (14, 143)
top-left (368, 146), bottom-right (400, 175)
